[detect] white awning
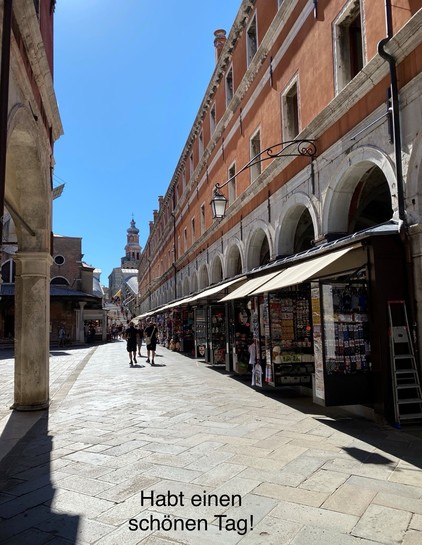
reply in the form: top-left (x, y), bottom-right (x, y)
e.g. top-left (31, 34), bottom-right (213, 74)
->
top-left (188, 277), bottom-right (247, 303)
top-left (137, 278), bottom-right (246, 316)
top-left (219, 271), bottom-right (282, 302)
top-left (158, 295), bottom-right (197, 312)
top-left (250, 245), bottom-right (363, 295)
top-left (134, 311), bottom-right (153, 320)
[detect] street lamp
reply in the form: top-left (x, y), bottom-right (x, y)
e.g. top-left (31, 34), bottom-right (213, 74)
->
top-left (211, 139), bottom-right (317, 219)
top-left (210, 187), bottom-right (228, 219)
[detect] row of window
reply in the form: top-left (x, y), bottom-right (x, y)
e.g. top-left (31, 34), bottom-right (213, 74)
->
top-left (175, 1), bottom-right (363, 200)
top-left (150, 0), bottom-right (365, 261)
top-left (188, 0), bottom-right (364, 191)
top-left (173, 9), bottom-right (259, 202)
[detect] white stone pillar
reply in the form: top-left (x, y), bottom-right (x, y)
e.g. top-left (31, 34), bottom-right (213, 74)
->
top-left (12, 251), bottom-right (53, 410)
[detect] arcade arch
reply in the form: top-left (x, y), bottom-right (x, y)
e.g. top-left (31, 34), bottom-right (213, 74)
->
top-left (324, 150), bottom-right (395, 235)
top-left (276, 195), bottom-right (318, 256)
top-left (246, 227), bottom-right (271, 270)
top-left (199, 265), bottom-right (209, 290)
top-left (225, 242), bottom-right (243, 278)
top-left (183, 277), bottom-right (189, 296)
top-left (191, 273), bottom-right (198, 295)
top-left (211, 255), bottom-right (224, 284)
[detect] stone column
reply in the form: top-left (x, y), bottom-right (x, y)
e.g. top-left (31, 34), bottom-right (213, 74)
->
top-left (409, 224), bottom-right (422, 373)
top-left (12, 251), bottom-right (53, 411)
top-left (102, 310), bottom-right (108, 341)
top-left (78, 301), bottom-right (86, 342)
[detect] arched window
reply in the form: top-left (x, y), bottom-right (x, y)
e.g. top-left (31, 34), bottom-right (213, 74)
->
top-left (51, 277), bottom-right (70, 286)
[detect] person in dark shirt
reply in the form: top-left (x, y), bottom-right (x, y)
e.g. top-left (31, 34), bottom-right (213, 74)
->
top-left (125, 322), bottom-right (137, 366)
top-left (144, 320), bottom-right (158, 365)
top-left (136, 325), bottom-right (144, 357)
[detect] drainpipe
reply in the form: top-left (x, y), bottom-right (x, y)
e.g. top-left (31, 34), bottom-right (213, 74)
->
top-left (0, 0), bottom-right (13, 253)
top-left (378, 1), bottom-right (419, 362)
top-left (377, 0), bottom-right (405, 223)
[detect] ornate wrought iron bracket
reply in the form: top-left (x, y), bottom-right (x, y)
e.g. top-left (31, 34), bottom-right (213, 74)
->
top-left (211, 139), bottom-right (317, 219)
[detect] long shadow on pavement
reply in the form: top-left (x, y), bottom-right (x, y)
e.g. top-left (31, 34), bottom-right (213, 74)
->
top-left (206, 364), bottom-right (422, 472)
top-left (0, 410), bottom-right (80, 544)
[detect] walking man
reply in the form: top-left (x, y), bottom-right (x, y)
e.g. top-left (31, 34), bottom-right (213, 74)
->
top-left (125, 321), bottom-right (138, 366)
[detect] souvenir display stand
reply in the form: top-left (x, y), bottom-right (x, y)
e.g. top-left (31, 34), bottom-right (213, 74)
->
top-left (259, 286), bottom-right (314, 387)
top-left (208, 305), bottom-right (228, 366)
top-left (317, 279), bottom-right (372, 405)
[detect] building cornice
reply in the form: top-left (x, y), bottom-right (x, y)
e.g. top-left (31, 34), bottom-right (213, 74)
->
top-left (141, 4), bottom-right (422, 276)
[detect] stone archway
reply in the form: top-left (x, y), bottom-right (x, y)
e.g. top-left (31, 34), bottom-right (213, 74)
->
top-left (6, 105), bottom-right (53, 410)
top-left (191, 273), bottom-right (198, 295)
top-left (246, 227), bottom-right (271, 270)
top-left (276, 193), bottom-right (318, 256)
top-left (210, 255), bottom-right (223, 284)
top-left (183, 277), bottom-right (189, 296)
top-left (347, 165), bottom-right (393, 232)
top-left (294, 208), bottom-right (316, 253)
top-left (198, 265), bottom-right (209, 290)
top-left (323, 148), bottom-right (396, 236)
top-left (225, 242), bottom-right (243, 278)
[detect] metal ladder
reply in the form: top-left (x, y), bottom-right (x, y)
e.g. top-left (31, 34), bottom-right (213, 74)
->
top-left (388, 300), bottom-right (422, 427)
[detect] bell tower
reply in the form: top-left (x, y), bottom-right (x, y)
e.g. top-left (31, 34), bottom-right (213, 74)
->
top-left (121, 218), bottom-right (141, 268)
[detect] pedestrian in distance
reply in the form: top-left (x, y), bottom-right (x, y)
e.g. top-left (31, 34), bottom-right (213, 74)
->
top-left (136, 324), bottom-right (144, 357)
top-left (125, 321), bottom-right (138, 366)
top-left (144, 320), bottom-right (158, 365)
top-left (58, 325), bottom-right (65, 347)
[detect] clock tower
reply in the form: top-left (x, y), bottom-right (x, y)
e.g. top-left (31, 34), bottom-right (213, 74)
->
top-left (121, 218), bottom-right (141, 268)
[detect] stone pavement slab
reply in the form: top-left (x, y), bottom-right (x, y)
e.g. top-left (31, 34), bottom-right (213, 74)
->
top-left (1, 340), bottom-right (422, 544)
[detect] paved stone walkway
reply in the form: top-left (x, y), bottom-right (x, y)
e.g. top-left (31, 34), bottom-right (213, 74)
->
top-left (1, 341), bottom-right (422, 544)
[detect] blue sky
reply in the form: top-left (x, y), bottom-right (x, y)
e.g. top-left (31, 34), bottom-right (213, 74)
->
top-left (53, 0), bottom-right (240, 283)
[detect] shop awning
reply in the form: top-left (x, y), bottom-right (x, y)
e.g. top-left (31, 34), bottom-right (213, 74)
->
top-left (134, 311), bottom-right (152, 320)
top-left (219, 271), bottom-right (282, 302)
top-left (158, 295), bottom-right (197, 312)
top-left (188, 276), bottom-right (247, 303)
top-left (135, 278), bottom-right (246, 317)
top-left (250, 245), bottom-right (364, 295)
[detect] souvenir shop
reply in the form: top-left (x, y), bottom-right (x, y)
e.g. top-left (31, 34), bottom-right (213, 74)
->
top-left (156, 278), bottom-right (245, 361)
top-left (220, 230), bottom-right (409, 420)
top-left (198, 300), bottom-right (252, 370)
top-left (187, 278), bottom-right (246, 366)
top-left (154, 303), bottom-right (194, 356)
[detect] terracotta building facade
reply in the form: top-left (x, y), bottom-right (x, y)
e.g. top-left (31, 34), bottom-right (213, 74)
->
top-left (137, 0), bottom-right (422, 424)
top-left (50, 235), bottom-right (105, 344)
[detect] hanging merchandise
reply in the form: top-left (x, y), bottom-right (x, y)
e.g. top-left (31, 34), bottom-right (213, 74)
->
top-left (195, 307), bottom-right (207, 359)
top-left (209, 305), bottom-right (227, 365)
top-left (233, 304), bottom-right (252, 374)
top-left (319, 278), bottom-right (372, 407)
top-left (261, 285), bottom-right (314, 386)
top-left (322, 282), bottom-right (371, 375)
top-left (254, 362), bottom-right (263, 387)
